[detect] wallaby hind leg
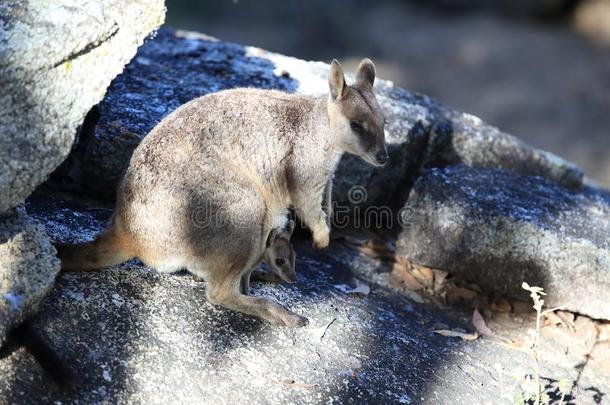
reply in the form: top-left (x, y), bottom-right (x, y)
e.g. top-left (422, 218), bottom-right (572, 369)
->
top-left (206, 273), bottom-right (308, 327)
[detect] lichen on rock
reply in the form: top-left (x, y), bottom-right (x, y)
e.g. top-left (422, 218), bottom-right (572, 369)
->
top-left (0, 0), bottom-right (166, 213)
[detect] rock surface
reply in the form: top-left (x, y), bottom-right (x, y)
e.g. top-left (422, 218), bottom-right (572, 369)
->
top-left (0, 0), bottom-right (165, 213)
top-left (397, 165), bottom-right (610, 320)
top-left (0, 207), bottom-right (60, 346)
top-left (66, 28), bottom-right (582, 215)
top-left (0, 192), bottom-right (606, 403)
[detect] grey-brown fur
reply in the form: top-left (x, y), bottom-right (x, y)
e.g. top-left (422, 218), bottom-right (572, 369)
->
top-left (239, 220), bottom-right (297, 295)
top-left (193, 221), bottom-right (297, 295)
top-left (56, 58), bottom-right (387, 327)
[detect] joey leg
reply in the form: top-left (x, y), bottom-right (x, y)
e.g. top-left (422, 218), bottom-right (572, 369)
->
top-left (240, 271), bottom-right (251, 295)
top-left (322, 179), bottom-right (333, 226)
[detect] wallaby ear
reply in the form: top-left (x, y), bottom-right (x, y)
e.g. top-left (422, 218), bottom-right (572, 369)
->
top-left (266, 228), bottom-right (277, 248)
top-left (355, 58), bottom-right (375, 91)
top-left (329, 59), bottom-right (347, 100)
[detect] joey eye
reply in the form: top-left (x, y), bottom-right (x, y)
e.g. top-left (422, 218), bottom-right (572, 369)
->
top-left (350, 121), bottom-right (364, 133)
top-left (275, 258), bottom-right (285, 267)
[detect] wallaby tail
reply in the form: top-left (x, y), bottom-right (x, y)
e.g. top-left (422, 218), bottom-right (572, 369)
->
top-left (55, 224), bottom-right (133, 270)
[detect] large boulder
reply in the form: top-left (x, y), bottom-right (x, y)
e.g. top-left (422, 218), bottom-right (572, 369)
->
top-left (0, 0), bottom-right (165, 213)
top-left (397, 165), bottom-right (610, 320)
top-left (0, 192), bottom-right (606, 403)
top-left (65, 28), bottom-right (581, 216)
top-left (0, 207), bottom-right (60, 346)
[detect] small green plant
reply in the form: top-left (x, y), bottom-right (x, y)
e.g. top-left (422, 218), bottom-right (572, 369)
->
top-left (495, 283), bottom-right (569, 405)
top-left (521, 282), bottom-right (568, 405)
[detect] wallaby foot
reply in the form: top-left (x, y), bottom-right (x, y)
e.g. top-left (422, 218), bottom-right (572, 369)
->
top-left (206, 280), bottom-right (308, 327)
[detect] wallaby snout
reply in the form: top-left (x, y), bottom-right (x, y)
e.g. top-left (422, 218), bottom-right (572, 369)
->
top-left (279, 265), bottom-right (297, 283)
top-left (375, 149), bottom-right (389, 166)
top-left (365, 144), bottom-right (389, 167)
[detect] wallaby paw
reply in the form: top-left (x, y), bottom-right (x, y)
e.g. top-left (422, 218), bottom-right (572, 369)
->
top-left (313, 231), bottom-right (330, 250)
top-left (311, 222), bottom-right (330, 249)
top-left (267, 311), bottom-right (309, 328)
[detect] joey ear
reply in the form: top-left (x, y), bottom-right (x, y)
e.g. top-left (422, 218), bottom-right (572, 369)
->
top-left (278, 220), bottom-right (295, 240)
top-left (286, 220), bottom-right (295, 239)
top-left (266, 228), bottom-right (277, 248)
top-left (329, 59), bottom-right (347, 100)
top-left (355, 58), bottom-right (375, 91)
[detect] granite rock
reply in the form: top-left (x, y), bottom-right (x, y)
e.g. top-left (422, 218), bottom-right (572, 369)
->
top-left (0, 0), bottom-right (165, 213)
top-left (397, 165), bottom-right (610, 319)
top-left (0, 207), bottom-right (60, 346)
top-left (0, 192), bottom-right (605, 403)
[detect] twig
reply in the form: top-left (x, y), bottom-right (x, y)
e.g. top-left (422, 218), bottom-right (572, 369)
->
top-left (319, 318), bottom-right (336, 341)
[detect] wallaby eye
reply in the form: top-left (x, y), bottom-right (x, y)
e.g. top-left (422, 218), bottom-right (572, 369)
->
top-left (350, 121), bottom-right (364, 133)
top-left (275, 258), bottom-right (285, 267)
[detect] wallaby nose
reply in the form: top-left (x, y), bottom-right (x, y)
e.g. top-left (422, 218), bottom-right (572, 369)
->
top-left (284, 272), bottom-right (297, 283)
top-left (376, 151), bottom-right (389, 166)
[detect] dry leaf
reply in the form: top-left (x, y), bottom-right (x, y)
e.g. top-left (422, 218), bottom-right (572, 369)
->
top-left (500, 339), bottom-right (527, 352)
top-left (394, 254), bottom-right (410, 268)
top-left (543, 310), bottom-right (564, 327)
top-left (512, 300), bottom-right (534, 314)
top-left (412, 266), bottom-right (434, 287)
top-left (419, 266), bottom-right (434, 280)
top-left (492, 298), bottom-right (512, 313)
top-left (333, 279), bottom-right (370, 295)
top-left (358, 245), bottom-right (396, 261)
top-left (597, 322), bottom-right (610, 341)
top-left (446, 286), bottom-right (479, 305)
top-left (432, 269), bottom-right (449, 292)
top-left (556, 311), bottom-right (576, 332)
top-left (473, 308), bottom-right (495, 337)
top-left (433, 329), bottom-right (479, 341)
top-left (391, 263), bottom-right (424, 291)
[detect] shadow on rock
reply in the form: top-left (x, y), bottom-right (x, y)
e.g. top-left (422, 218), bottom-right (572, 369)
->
top-left (397, 165), bottom-right (610, 320)
top-left (4, 190), bottom-right (473, 403)
top-left (57, 28), bottom-right (299, 201)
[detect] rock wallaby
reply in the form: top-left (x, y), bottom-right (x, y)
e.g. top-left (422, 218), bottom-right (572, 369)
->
top-left (56, 58), bottom-right (387, 327)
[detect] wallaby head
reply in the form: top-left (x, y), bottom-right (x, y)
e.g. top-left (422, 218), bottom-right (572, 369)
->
top-left (264, 220), bottom-right (296, 283)
top-left (327, 58), bottom-right (388, 167)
